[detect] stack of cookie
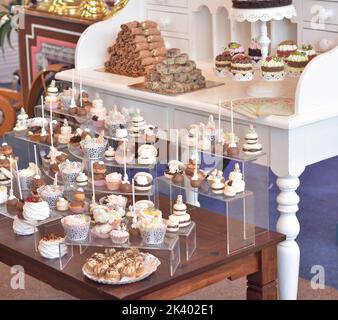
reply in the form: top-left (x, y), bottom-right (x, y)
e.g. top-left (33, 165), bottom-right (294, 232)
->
top-left (145, 48), bottom-right (206, 95)
top-left (104, 20), bottom-right (166, 77)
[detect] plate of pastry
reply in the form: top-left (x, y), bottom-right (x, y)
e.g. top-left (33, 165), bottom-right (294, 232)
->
top-left (82, 248), bottom-right (161, 285)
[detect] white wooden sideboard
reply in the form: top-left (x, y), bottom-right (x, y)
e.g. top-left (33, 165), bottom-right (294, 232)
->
top-left (57, 0), bottom-right (338, 300)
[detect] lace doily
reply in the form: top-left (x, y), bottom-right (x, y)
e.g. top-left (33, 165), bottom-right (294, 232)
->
top-left (230, 5), bottom-right (296, 23)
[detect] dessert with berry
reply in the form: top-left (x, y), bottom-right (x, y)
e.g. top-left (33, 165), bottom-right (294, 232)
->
top-left (261, 56), bottom-right (285, 80)
top-left (231, 54), bottom-right (254, 80)
top-left (248, 38), bottom-right (262, 63)
top-left (277, 40), bottom-right (297, 59)
top-left (299, 44), bottom-right (317, 61)
top-left (228, 42), bottom-right (245, 56)
top-left (215, 48), bottom-right (232, 72)
top-left (286, 50), bottom-right (309, 75)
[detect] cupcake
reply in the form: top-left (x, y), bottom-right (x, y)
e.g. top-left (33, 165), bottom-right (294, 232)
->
top-left (215, 49), bottom-right (232, 72)
top-left (56, 197), bottom-right (69, 212)
top-left (139, 208), bottom-right (166, 245)
top-left (299, 44), bottom-right (317, 61)
top-left (110, 225), bottom-right (129, 244)
top-left (37, 185), bottom-right (63, 209)
top-left (286, 50), bottom-right (309, 75)
top-left (61, 214), bottom-right (91, 241)
top-left (248, 38), bottom-right (262, 63)
top-left (105, 172), bottom-right (122, 191)
top-left (277, 40), bottom-right (297, 59)
top-left (138, 144), bottom-right (157, 165)
top-left (228, 42), bottom-right (245, 56)
top-left (261, 56), bottom-right (285, 81)
top-left (231, 54), bottom-right (254, 80)
top-left (80, 134), bottom-right (107, 160)
top-left (102, 194), bottom-right (128, 211)
top-left (0, 142), bottom-right (13, 157)
top-left (134, 172), bottom-right (153, 192)
top-left (17, 163), bottom-right (37, 191)
top-left (91, 223), bottom-right (113, 239)
top-left (59, 160), bottom-right (83, 185)
top-left (93, 161), bottom-right (106, 175)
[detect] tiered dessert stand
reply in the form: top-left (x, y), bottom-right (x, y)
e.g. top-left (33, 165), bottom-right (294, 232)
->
top-left (230, 4), bottom-right (297, 97)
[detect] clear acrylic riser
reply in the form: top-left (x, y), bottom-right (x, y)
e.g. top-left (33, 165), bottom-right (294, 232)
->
top-left (35, 105), bottom-right (161, 144)
top-left (155, 175), bottom-right (256, 255)
top-left (34, 105), bottom-right (90, 125)
top-left (0, 203), bottom-right (64, 227)
top-left (41, 166), bottom-right (155, 199)
top-left (172, 142), bottom-right (270, 238)
top-left (68, 143), bottom-right (158, 170)
top-left (4, 131), bottom-right (68, 151)
top-left (36, 220), bottom-right (181, 276)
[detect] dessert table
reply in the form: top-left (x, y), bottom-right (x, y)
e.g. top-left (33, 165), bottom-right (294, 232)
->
top-left (56, 46), bottom-right (338, 300)
top-left (0, 196), bottom-right (285, 300)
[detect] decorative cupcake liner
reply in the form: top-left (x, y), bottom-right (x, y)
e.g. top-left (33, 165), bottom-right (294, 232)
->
top-left (81, 144), bottom-right (107, 160)
top-left (62, 223), bottom-right (90, 241)
top-left (140, 226), bottom-right (166, 245)
top-left (19, 174), bottom-right (35, 191)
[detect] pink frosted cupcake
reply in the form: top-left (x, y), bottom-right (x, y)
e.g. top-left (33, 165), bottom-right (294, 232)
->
top-left (110, 225), bottom-right (129, 244)
top-left (105, 172), bottom-right (122, 191)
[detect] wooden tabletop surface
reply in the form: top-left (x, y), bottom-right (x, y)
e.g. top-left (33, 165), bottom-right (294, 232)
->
top-left (0, 197), bottom-right (285, 300)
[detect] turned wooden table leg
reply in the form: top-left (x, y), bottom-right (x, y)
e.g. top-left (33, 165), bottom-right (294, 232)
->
top-left (247, 245), bottom-right (278, 300)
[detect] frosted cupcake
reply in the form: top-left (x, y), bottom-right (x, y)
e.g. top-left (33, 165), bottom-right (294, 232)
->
top-left (45, 80), bottom-right (60, 110)
top-left (110, 225), bottom-right (129, 244)
top-left (286, 51), bottom-right (309, 75)
top-left (105, 172), bottom-right (122, 191)
top-left (80, 134), bottom-right (107, 160)
top-left (59, 160), bottom-right (83, 185)
top-left (299, 44), bottom-right (317, 61)
top-left (139, 208), bottom-right (166, 245)
top-left (261, 56), bottom-right (285, 81)
top-left (17, 163), bottom-right (37, 191)
top-left (228, 42), bottom-right (245, 56)
top-left (61, 214), bottom-right (91, 241)
top-left (37, 185), bottom-right (63, 209)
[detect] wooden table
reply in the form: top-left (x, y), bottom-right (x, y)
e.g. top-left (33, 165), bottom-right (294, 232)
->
top-left (0, 199), bottom-right (285, 300)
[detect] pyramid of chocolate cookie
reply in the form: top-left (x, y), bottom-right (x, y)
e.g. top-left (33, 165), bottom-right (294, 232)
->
top-left (104, 20), bottom-right (167, 77)
top-left (145, 48), bottom-right (206, 95)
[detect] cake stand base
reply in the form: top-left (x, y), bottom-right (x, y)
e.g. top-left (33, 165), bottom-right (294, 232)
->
top-left (247, 79), bottom-right (286, 98)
